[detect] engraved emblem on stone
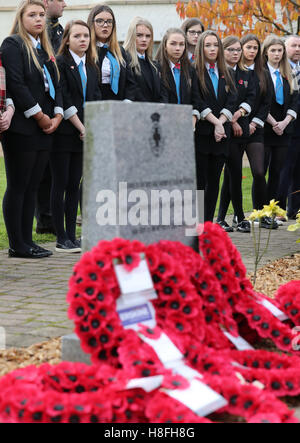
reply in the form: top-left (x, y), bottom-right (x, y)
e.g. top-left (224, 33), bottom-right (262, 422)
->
top-left (149, 113), bottom-right (165, 157)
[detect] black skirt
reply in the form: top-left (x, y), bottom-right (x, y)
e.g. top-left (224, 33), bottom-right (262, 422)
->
top-left (247, 127), bottom-right (264, 144)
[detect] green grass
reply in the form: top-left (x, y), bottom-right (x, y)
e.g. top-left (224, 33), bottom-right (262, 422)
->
top-left (0, 157), bottom-right (253, 250)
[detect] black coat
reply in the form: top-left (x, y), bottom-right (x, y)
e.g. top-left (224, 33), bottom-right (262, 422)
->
top-left (47, 19), bottom-right (64, 55)
top-left (96, 45), bottom-right (136, 101)
top-left (159, 64), bottom-right (201, 110)
top-left (56, 53), bottom-right (102, 138)
top-left (195, 69), bottom-right (237, 155)
top-left (290, 63), bottom-right (300, 138)
top-left (0, 34), bottom-right (63, 137)
top-left (231, 66), bottom-right (256, 140)
top-left (265, 68), bottom-right (298, 139)
top-left (130, 56), bottom-right (161, 102)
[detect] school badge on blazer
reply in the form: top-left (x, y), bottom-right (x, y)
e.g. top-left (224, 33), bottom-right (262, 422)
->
top-left (149, 112), bottom-right (165, 158)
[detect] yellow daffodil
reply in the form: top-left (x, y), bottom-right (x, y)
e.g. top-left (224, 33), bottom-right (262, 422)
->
top-left (247, 209), bottom-right (264, 221)
top-left (262, 200), bottom-right (287, 219)
top-left (288, 211), bottom-right (300, 233)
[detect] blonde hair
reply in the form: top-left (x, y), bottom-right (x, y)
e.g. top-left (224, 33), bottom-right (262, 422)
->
top-left (123, 17), bottom-right (156, 75)
top-left (262, 35), bottom-right (294, 92)
top-left (11, 0), bottom-right (59, 77)
top-left (87, 4), bottom-right (125, 67)
top-left (195, 30), bottom-right (235, 95)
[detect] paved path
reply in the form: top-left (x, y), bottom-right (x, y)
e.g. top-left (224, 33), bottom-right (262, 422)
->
top-left (0, 220), bottom-right (299, 349)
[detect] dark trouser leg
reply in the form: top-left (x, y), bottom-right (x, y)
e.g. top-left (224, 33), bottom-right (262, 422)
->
top-left (35, 162), bottom-right (54, 232)
top-left (50, 152), bottom-right (71, 244)
top-left (226, 143), bottom-right (244, 222)
top-left (65, 152), bottom-right (83, 243)
top-left (265, 145), bottom-right (288, 203)
top-left (288, 140), bottom-right (300, 217)
top-left (2, 147), bottom-right (47, 251)
top-left (22, 151), bottom-right (49, 246)
top-left (197, 152), bottom-right (226, 222)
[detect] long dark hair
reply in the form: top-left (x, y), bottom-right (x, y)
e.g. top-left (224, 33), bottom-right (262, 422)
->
top-left (156, 28), bottom-right (191, 90)
top-left (58, 20), bottom-right (97, 68)
top-left (240, 34), bottom-right (267, 95)
top-left (195, 30), bottom-right (235, 95)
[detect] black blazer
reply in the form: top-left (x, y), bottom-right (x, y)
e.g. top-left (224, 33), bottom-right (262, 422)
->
top-left (195, 69), bottom-right (237, 155)
top-left (265, 68), bottom-right (298, 137)
top-left (290, 63), bottom-right (300, 138)
top-left (96, 45), bottom-right (136, 101)
top-left (248, 69), bottom-right (272, 129)
top-left (231, 66), bottom-right (256, 139)
top-left (0, 34), bottom-right (63, 136)
top-left (159, 64), bottom-right (201, 110)
top-left (56, 53), bottom-right (102, 138)
top-left (130, 55), bottom-right (161, 102)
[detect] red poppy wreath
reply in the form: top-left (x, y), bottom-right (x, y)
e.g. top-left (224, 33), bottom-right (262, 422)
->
top-left (0, 223), bottom-right (300, 423)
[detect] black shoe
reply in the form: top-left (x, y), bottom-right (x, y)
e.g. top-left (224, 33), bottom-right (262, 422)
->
top-left (36, 226), bottom-right (56, 235)
top-left (236, 220), bottom-right (251, 233)
top-left (73, 239), bottom-right (81, 249)
top-left (288, 214), bottom-right (297, 220)
top-left (217, 220), bottom-right (234, 232)
top-left (232, 215), bottom-right (238, 229)
top-left (32, 244), bottom-right (53, 257)
top-left (8, 248), bottom-right (50, 259)
top-left (55, 240), bottom-right (81, 253)
top-left (260, 217), bottom-right (278, 230)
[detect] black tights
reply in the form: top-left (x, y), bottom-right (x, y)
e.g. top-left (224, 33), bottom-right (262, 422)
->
top-left (196, 153), bottom-right (226, 222)
top-left (218, 142), bottom-right (268, 221)
top-left (2, 147), bottom-right (49, 251)
top-left (264, 145), bottom-right (288, 203)
top-left (50, 151), bottom-right (83, 244)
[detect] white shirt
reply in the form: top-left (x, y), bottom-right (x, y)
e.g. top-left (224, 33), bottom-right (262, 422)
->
top-left (247, 63), bottom-right (255, 71)
top-left (205, 61), bottom-right (219, 78)
top-left (267, 62), bottom-right (283, 92)
top-left (169, 60), bottom-right (179, 82)
top-left (28, 34), bottom-right (49, 92)
top-left (97, 41), bottom-right (111, 84)
top-left (69, 49), bottom-right (87, 77)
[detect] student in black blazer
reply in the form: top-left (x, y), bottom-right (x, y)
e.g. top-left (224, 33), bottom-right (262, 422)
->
top-left (1, 0), bottom-right (63, 259)
top-left (194, 31), bottom-right (237, 222)
top-left (87, 4), bottom-right (136, 101)
top-left (181, 18), bottom-right (204, 63)
top-left (217, 36), bottom-right (256, 233)
top-left (123, 17), bottom-right (160, 102)
top-left (156, 28), bottom-right (201, 127)
top-left (51, 20), bottom-right (102, 253)
top-left (262, 36), bottom-right (298, 206)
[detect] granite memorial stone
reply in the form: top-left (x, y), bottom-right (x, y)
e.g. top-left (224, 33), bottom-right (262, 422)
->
top-left (82, 101), bottom-right (201, 252)
top-left (62, 101), bottom-right (202, 363)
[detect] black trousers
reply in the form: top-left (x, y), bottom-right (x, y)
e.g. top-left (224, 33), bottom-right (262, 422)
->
top-left (264, 145), bottom-right (289, 204)
top-left (2, 145), bottom-right (48, 251)
top-left (49, 151), bottom-right (83, 244)
top-left (35, 162), bottom-right (53, 228)
top-left (196, 152), bottom-right (226, 222)
top-left (277, 137), bottom-right (300, 215)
